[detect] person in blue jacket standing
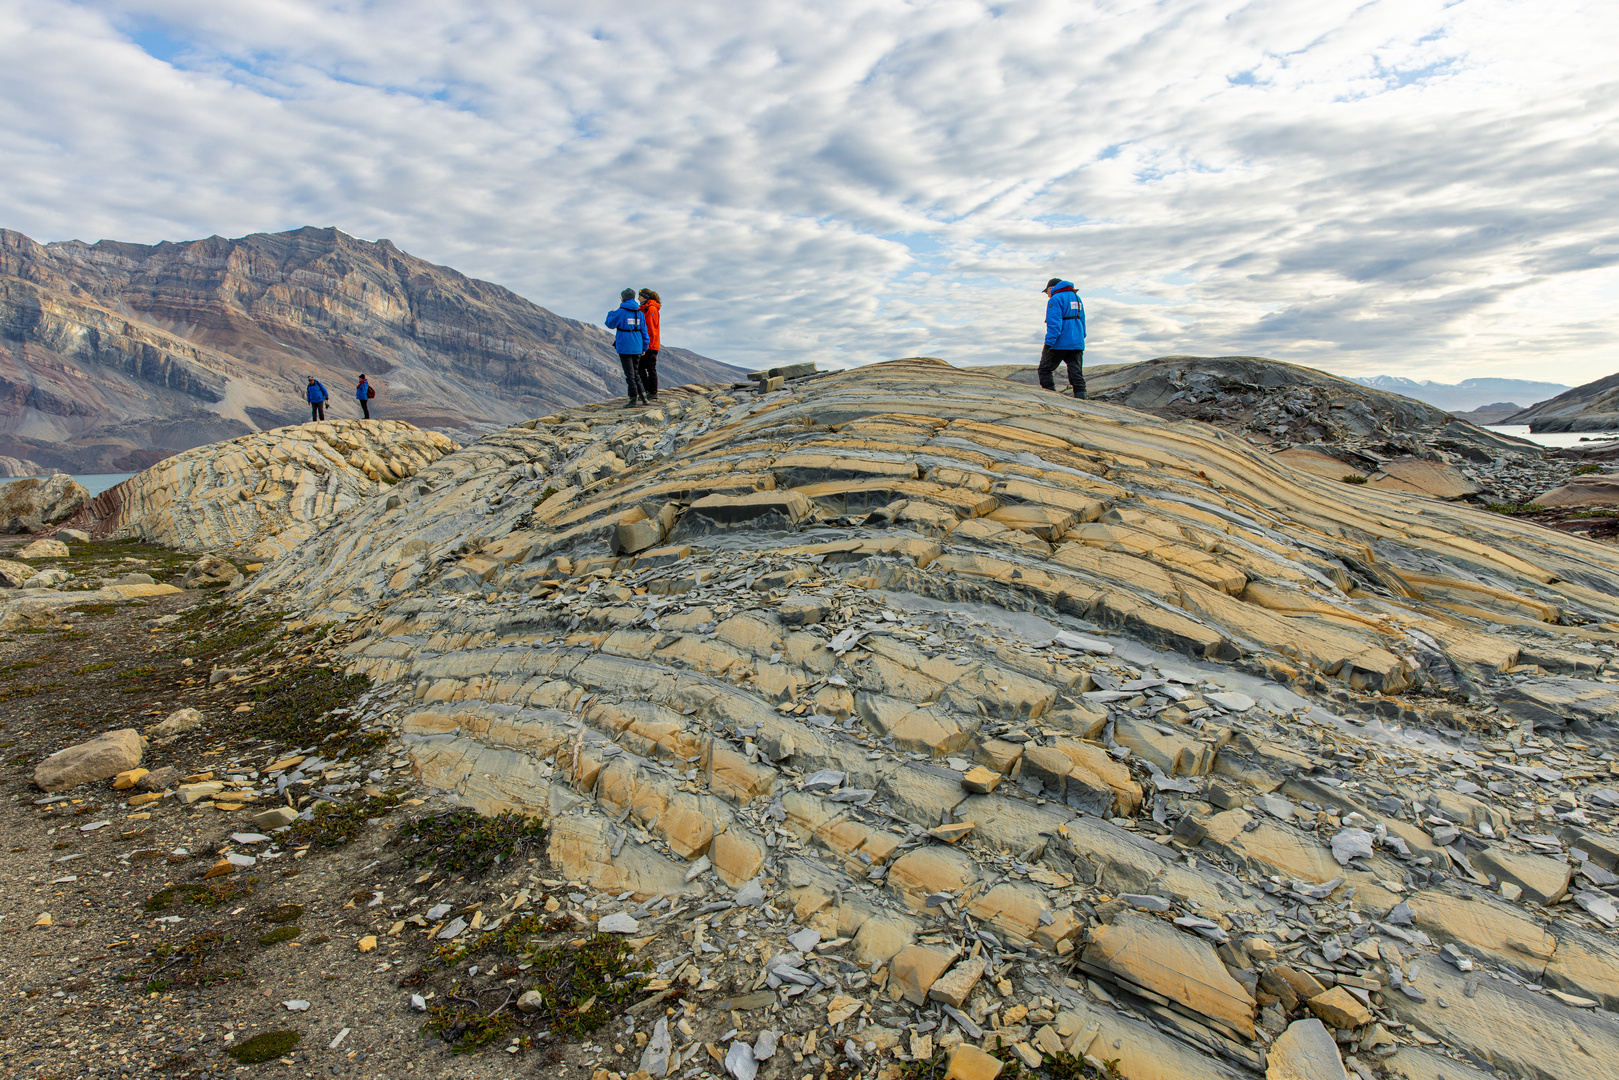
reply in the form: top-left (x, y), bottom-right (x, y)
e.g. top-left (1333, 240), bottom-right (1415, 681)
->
top-left (605, 289), bottom-right (650, 406)
top-left (306, 376), bottom-right (328, 422)
top-left (1037, 277), bottom-right (1087, 398)
top-left (356, 373), bottom-right (372, 419)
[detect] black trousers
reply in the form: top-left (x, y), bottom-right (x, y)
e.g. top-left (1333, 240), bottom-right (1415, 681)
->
top-left (310, 401), bottom-right (325, 421)
top-left (637, 350), bottom-right (659, 398)
top-left (359, 398), bottom-right (370, 419)
top-left (619, 354), bottom-right (646, 401)
top-left (1038, 346), bottom-right (1085, 398)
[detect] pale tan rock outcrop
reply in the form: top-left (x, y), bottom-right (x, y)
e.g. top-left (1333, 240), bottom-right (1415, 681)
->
top-left (1081, 911), bottom-right (1256, 1040)
top-left (60, 419), bottom-right (457, 559)
top-left (214, 361), bottom-right (1619, 1080)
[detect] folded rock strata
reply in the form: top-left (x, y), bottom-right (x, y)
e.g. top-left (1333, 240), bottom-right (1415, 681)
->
top-left (230, 360), bottom-right (1619, 1080)
top-left (60, 419), bottom-right (456, 558)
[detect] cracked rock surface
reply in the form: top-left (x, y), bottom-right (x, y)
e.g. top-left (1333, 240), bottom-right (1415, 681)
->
top-left (180, 358), bottom-right (1619, 1080)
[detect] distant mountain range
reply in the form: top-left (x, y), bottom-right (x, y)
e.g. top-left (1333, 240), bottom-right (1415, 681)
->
top-left (1351, 375), bottom-right (1569, 414)
top-left (0, 227), bottom-right (744, 471)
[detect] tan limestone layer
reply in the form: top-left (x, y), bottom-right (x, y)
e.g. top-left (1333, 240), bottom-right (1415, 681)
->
top-left (64, 419), bottom-right (457, 557)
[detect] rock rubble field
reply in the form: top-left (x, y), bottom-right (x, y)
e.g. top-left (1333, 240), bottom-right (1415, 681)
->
top-left (7, 357), bottom-right (1619, 1080)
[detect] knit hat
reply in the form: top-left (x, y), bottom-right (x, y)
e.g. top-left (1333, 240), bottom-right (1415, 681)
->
top-left (621, 288), bottom-right (636, 301)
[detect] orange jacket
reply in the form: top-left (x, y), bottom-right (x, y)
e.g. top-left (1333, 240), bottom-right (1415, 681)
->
top-left (640, 298), bottom-right (661, 352)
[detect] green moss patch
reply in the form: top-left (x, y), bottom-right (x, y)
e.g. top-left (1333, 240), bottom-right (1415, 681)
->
top-left (287, 790), bottom-right (401, 847)
top-left (228, 1030), bottom-right (302, 1064)
top-left (398, 809), bottom-right (547, 878)
top-left (515, 934), bottom-right (649, 1040)
top-left (145, 878), bottom-right (256, 912)
top-left (257, 925), bottom-right (302, 947)
top-left (249, 666), bottom-right (377, 754)
top-left (423, 995), bottom-right (517, 1054)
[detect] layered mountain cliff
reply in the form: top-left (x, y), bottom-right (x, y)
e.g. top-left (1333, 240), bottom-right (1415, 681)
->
top-left (0, 227), bottom-right (743, 471)
top-left (1506, 370), bottom-right (1619, 432)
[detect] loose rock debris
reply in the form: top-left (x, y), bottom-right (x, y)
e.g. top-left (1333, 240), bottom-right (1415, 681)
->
top-left (4, 359), bottom-right (1619, 1080)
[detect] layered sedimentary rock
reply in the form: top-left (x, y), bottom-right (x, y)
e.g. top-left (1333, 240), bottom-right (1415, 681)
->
top-left (0, 226), bottom-right (741, 470)
top-left (62, 419), bottom-right (456, 558)
top-left (242, 360), bottom-right (1619, 1079)
top-left (986, 356), bottom-right (1566, 505)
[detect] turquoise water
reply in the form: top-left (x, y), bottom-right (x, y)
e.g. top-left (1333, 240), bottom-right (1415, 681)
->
top-left (0, 473), bottom-right (134, 497)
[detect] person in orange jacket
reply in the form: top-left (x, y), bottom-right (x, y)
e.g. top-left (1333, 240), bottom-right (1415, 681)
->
top-left (636, 289), bottom-right (662, 402)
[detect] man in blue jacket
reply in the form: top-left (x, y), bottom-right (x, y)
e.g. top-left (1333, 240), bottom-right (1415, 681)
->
top-left (605, 289), bottom-right (650, 406)
top-left (306, 377), bottom-right (328, 422)
top-left (356, 373), bottom-right (372, 419)
top-left (1038, 277), bottom-right (1087, 398)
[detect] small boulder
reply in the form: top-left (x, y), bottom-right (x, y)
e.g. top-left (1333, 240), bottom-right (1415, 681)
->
top-left (250, 806), bottom-right (301, 829)
top-left (136, 766), bottom-right (183, 792)
top-left (181, 556), bottom-right (243, 589)
top-left (1307, 986), bottom-right (1373, 1030)
top-left (0, 600), bottom-right (61, 631)
top-left (117, 572), bottom-right (155, 586)
top-left (0, 559), bottom-right (36, 587)
top-left (147, 707), bottom-right (206, 737)
top-left (18, 538), bottom-right (69, 560)
top-left (55, 528), bottom-right (91, 543)
top-left (34, 729), bottom-right (144, 792)
top-left (0, 475), bottom-right (90, 534)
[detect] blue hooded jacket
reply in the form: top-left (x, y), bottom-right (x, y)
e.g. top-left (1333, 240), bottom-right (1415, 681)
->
top-left (1044, 282), bottom-right (1086, 350)
top-left (355, 377), bottom-right (370, 401)
top-left (306, 380), bottom-right (328, 403)
top-left (605, 299), bottom-right (648, 356)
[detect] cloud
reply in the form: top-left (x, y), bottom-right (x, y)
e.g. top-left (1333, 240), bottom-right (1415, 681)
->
top-left (0, 0), bottom-right (1616, 383)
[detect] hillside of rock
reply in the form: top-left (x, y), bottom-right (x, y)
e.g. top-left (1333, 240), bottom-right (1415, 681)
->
top-left (1507, 370), bottom-right (1619, 433)
top-left (1450, 402), bottom-right (1524, 425)
top-left (218, 359), bottom-right (1619, 1080)
top-left (58, 418), bottom-right (457, 559)
top-left (0, 226), bottom-right (742, 471)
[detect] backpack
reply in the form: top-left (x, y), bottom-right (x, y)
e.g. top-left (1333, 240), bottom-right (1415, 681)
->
top-left (367, 385), bottom-right (376, 399)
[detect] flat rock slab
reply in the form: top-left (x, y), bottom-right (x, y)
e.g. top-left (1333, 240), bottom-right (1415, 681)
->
top-left (1083, 910), bottom-right (1255, 1039)
top-left (34, 729), bottom-right (143, 792)
top-left (1537, 474), bottom-right (1619, 507)
top-left (1387, 949), bottom-right (1619, 1080)
top-left (1370, 457), bottom-right (1482, 500)
top-left (1472, 847), bottom-right (1572, 906)
top-left (1266, 1018), bottom-right (1347, 1080)
top-left (1496, 677), bottom-right (1619, 733)
top-left (888, 944), bottom-right (959, 1005)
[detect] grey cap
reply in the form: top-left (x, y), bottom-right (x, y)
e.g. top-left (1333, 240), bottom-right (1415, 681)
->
top-left (621, 288), bottom-right (635, 301)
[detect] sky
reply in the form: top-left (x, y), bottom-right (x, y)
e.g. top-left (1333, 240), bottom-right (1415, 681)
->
top-left (2, 1), bottom-right (1618, 381)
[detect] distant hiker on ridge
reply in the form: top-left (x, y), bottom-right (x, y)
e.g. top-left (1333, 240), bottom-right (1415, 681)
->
top-left (306, 376), bottom-right (328, 421)
top-left (605, 289), bottom-right (649, 406)
top-left (356, 373), bottom-right (374, 419)
top-left (1038, 277), bottom-right (1087, 399)
top-left (637, 288), bottom-right (662, 403)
